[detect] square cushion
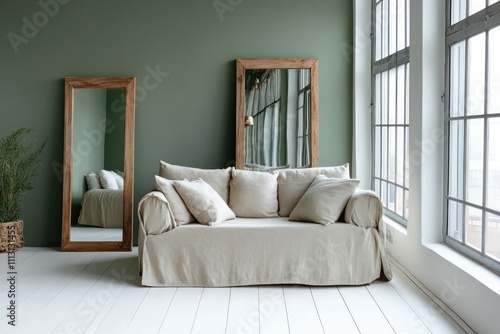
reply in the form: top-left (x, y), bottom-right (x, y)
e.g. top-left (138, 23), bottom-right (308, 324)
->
top-left (154, 175), bottom-right (194, 225)
top-left (99, 170), bottom-right (120, 190)
top-left (229, 169), bottom-right (279, 218)
top-left (159, 161), bottom-right (231, 203)
top-left (111, 171), bottom-right (124, 190)
top-left (289, 175), bottom-right (360, 225)
top-left (85, 172), bottom-right (101, 190)
top-left (173, 178), bottom-right (235, 226)
top-left (277, 164), bottom-right (350, 217)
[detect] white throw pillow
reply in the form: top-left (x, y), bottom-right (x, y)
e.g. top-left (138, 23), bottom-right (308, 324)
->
top-left (154, 175), bottom-right (194, 225)
top-left (159, 161), bottom-right (231, 203)
top-left (289, 175), bottom-right (360, 225)
top-left (229, 169), bottom-right (279, 218)
top-left (111, 171), bottom-right (124, 190)
top-left (85, 172), bottom-right (101, 190)
top-left (99, 170), bottom-right (120, 190)
top-left (173, 178), bottom-right (235, 226)
top-left (276, 164), bottom-right (350, 217)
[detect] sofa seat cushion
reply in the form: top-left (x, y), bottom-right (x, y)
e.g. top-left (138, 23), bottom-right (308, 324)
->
top-left (140, 217), bottom-right (383, 287)
top-left (276, 164), bottom-right (350, 217)
top-left (229, 169), bottom-right (279, 218)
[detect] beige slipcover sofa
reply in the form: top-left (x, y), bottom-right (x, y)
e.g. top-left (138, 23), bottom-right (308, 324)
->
top-left (138, 161), bottom-right (393, 287)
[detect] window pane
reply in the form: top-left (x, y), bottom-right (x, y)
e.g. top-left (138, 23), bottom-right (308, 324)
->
top-left (467, 119), bottom-right (484, 206)
top-left (374, 126), bottom-right (381, 177)
top-left (396, 186), bottom-right (404, 217)
top-left (375, 74), bottom-right (381, 124)
top-left (389, 68), bottom-right (396, 124)
top-left (448, 200), bottom-right (464, 241)
top-left (389, 126), bottom-right (396, 182)
top-left (449, 120), bottom-right (465, 199)
top-left (397, 65), bottom-right (405, 124)
top-left (397, 127), bottom-right (405, 184)
top-left (467, 33), bottom-right (486, 116)
top-left (406, 0), bottom-right (409, 48)
top-left (450, 41), bottom-right (466, 117)
top-left (488, 117), bottom-right (500, 212)
top-left (381, 71), bottom-right (388, 124)
top-left (381, 180), bottom-right (387, 207)
top-left (382, 0), bottom-right (389, 58)
top-left (389, 0), bottom-right (397, 55)
top-left (405, 63), bottom-right (409, 122)
top-left (488, 27), bottom-right (500, 115)
top-left (469, 0), bottom-right (486, 16)
top-left (397, 0), bottom-right (406, 51)
top-left (388, 182), bottom-right (396, 212)
top-left (404, 189), bottom-right (409, 218)
top-left (405, 127), bottom-right (409, 187)
top-left (465, 206), bottom-right (483, 251)
top-left (382, 126), bottom-right (388, 179)
top-left (486, 212), bottom-right (500, 261)
top-left (451, 0), bottom-right (466, 24)
top-left (376, 2), bottom-right (382, 61)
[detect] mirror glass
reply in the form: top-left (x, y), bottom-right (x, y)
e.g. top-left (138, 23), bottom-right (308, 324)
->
top-left (62, 77), bottom-right (135, 251)
top-left (70, 88), bottom-right (125, 242)
top-left (244, 68), bottom-right (311, 168)
top-left (236, 58), bottom-right (318, 170)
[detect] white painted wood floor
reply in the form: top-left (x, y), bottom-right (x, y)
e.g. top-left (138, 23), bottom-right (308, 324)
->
top-left (0, 248), bottom-right (475, 334)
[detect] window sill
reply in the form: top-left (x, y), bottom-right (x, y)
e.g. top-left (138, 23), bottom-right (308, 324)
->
top-left (383, 215), bottom-right (500, 296)
top-left (424, 243), bottom-right (500, 295)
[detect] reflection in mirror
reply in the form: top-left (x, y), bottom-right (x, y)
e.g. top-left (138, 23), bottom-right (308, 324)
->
top-left (62, 77), bottom-right (135, 251)
top-left (70, 89), bottom-right (125, 242)
top-left (244, 68), bottom-right (311, 168)
top-left (236, 58), bottom-right (318, 170)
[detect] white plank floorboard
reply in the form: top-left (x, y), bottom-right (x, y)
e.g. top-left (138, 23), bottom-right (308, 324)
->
top-left (388, 264), bottom-right (471, 334)
top-left (93, 259), bottom-right (148, 334)
top-left (191, 288), bottom-right (231, 334)
top-left (157, 287), bottom-right (204, 334)
top-left (283, 286), bottom-right (324, 334)
top-left (82, 256), bottom-right (138, 334)
top-left (310, 286), bottom-right (360, 334)
top-left (338, 286), bottom-right (395, 334)
top-left (367, 281), bottom-right (432, 334)
top-left (258, 286), bottom-right (289, 334)
top-left (0, 248), bottom-right (476, 334)
top-left (225, 287), bottom-right (260, 334)
top-left (125, 287), bottom-right (178, 334)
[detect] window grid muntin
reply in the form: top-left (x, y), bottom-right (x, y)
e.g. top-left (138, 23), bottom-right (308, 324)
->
top-left (372, 0), bottom-right (410, 225)
top-left (445, 0), bottom-right (500, 272)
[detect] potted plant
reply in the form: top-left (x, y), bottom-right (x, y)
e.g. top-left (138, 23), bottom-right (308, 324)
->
top-left (0, 127), bottom-right (46, 252)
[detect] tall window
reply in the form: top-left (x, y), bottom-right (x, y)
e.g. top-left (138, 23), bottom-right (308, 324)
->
top-left (372, 0), bottom-right (410, 225)
top-left (445, 0), bottom-right (500, 272)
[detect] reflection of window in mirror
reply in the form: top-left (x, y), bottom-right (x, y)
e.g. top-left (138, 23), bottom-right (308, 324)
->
top-left (71, 88), bottom-right (125, 241)
top-left (244, 69), bottom-right (311, 168)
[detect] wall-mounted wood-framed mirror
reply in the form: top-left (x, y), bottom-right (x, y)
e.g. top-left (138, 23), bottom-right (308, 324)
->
top-left (61, 77), bottom-right (135, 251)
top-left (235, 58), bottom-right (318, 170)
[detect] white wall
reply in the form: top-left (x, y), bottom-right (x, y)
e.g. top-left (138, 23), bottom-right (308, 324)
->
top-left (353, 1), bottom-right (500, 333)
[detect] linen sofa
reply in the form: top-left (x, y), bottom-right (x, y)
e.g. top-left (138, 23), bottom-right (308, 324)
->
top-left (137, 161), bottom-right (393, 287)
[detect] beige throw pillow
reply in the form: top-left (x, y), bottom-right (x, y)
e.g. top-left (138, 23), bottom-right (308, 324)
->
top-left (289, 175), bottom-right (360, 225)
top-left (229, 169), bottom-right (279, 218)
top-left (173, 178), bottom-right (235, 226)
top-left (159, 161), bottom-right (231, 203)
top-left (277, 164), bottom-right (350, 217)
top-left (154, 175), bottom-right (194, 225)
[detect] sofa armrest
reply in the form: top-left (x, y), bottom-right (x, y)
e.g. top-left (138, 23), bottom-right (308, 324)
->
top-left (138, 191), bottom-right (177, 236)
top-left (344, 189), bottom-right (383, 230)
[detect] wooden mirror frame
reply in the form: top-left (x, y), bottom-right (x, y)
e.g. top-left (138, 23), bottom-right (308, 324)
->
top-left (235, 58), bottom-right (319, 169)
top-left (61, 77), bottom-right (135, 251)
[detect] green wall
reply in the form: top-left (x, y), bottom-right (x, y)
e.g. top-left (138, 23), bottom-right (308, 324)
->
top-left (0, 0), bottom-right (353, 246)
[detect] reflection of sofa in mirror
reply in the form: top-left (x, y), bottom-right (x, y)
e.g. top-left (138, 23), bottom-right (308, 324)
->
top-left (77, 170), bottom-right (123, 229)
